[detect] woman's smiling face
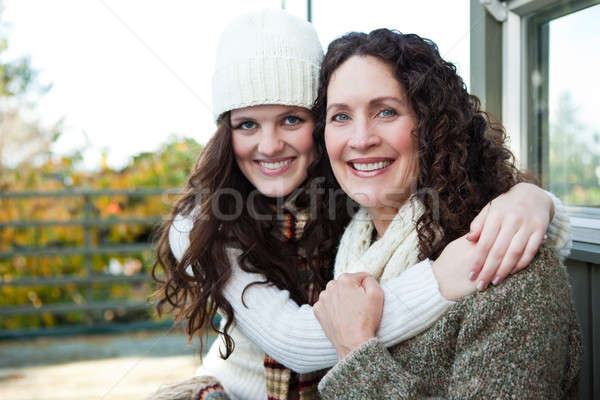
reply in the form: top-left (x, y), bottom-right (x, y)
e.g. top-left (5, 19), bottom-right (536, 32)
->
top-left (324, 55), bottom-right (419, 209)
top-left (231, 104), bottom-right (316, 198)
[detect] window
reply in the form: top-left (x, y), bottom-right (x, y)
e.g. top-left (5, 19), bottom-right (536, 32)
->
top-left (526, 0), bottom-right (600, 247)
top-left (546, 5), bottom-right (600, 209)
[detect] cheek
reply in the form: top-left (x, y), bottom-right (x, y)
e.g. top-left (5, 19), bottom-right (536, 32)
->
top-left (293, 126), bottom-right (316, 160)
top-left (231, 135), bottom-right (253, 162)
top-left (391, 126), bottom-right (419, 178)
top-left (387, 121), bottom-right (416, 152)
top-left (324, 127), bottom-right (343, 163)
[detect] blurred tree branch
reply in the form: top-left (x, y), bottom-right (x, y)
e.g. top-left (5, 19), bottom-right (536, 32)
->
top-left (0, 0), bottom-right (62, 175)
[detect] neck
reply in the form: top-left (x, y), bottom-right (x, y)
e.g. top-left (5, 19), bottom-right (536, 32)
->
top-left (369, 206), bottom-right (400, 238)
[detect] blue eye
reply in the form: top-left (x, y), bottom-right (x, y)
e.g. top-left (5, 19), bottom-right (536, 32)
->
top-left (284, 116), bottom-right (302, 125)
top-left (379, 108), bottom-right (397, 117)
top-left (332, 113), bottom-right (349, 122)
top-left (236, 121), bottom-right (257, 130)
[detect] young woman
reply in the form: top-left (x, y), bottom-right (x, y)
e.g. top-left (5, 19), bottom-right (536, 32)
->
top-left (149, 10), bottom-right (571, 400)
top-left (309, 29), bottom-right (581, 398)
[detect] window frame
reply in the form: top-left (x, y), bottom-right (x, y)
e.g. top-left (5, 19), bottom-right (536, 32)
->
top-left (525, 0), bottom-right (600, 253)
top-left (471, 0), bottom-right (600, 261)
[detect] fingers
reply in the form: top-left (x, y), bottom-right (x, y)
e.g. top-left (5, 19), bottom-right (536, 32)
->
top-left (490, 228), bottom-right (530, 286)
top-left (466, 203), bottom-right (490, 242)
top-left (337, 272), bottom-right (372, 289)
top-left (362, 276), bottom-right (383, 299)
top-left (475, 214), bottom-right (521, 290)
top-left (513, 229), bottom-right (545, 273)
top-left (362, 275), bottom-right (378, 291)
top-left (468, 211), bottom-right (501, 283)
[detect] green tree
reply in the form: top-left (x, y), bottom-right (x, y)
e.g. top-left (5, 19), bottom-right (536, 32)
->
top-left (0, 0), bottom-right (61, 175)
top-left (548, 92), bottom-right (600, 206)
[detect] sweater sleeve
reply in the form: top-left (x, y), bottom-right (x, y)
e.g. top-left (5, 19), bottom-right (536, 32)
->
top-left (545, 190), bottom-right (572, 260)
top-left (318, 248), bottom-right (582, 399)
top-left (318, 338), bottom-right (425, 399)
top-left (221, 248), bottom-right (452, 373)
top-left (167, 216), bottom-right (452, 374)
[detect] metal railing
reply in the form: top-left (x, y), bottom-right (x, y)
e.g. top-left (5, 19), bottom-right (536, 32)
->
top-left (0, 188), bottom-right (178, 339)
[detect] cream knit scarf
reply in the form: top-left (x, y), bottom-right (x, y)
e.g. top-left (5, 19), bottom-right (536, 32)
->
top-left (334, 198), bottom-right (424, 283)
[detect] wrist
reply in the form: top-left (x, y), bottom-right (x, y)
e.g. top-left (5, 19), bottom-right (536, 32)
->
top-left (336, 335), bottom-right (375, 360)
top-left (431, 258), bottom-right (449, 300)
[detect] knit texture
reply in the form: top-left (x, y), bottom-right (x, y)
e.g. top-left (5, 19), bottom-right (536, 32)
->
top-left (166, 193), bottom-right (573, 398)
top-left (196, 324), bottom-right (266, 399)
top-left (144, 375), bottom-right (229, 400)
top-left (318, 248), bottom-right (582, 399)
top-left (546, 191), bottom-right (572, 259)
top-left (211, 9), bottom-right (323, 121)
top-left (221, 253), bottom-right (451, 373)
top-left (263, 209), bottom-right (327, 400)
top-left (333, 199), bottom-right (423, 282)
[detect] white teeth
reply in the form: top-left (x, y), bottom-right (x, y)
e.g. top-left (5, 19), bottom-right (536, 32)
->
top-left (352, 161), bottom-right (392, 171)
top-left (259, 159), bottom-right (292, 170)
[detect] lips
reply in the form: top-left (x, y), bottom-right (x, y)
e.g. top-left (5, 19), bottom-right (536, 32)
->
top-left (255, 157), bottom-right (295, 176)
top-left (347, 157), bottom-right (395, 177)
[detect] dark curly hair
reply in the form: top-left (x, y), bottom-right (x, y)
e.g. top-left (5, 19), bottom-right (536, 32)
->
top-left (313, 29), bottom-right (532, 260)
top-left (151, 111), bottom-right (350, 359)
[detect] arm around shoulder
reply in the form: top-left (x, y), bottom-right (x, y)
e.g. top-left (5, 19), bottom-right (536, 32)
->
top-left (448, 247), bottom-right (582, 398)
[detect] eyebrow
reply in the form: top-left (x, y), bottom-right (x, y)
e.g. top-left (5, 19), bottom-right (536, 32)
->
top-left (326, 96), bottom-right (406, 114)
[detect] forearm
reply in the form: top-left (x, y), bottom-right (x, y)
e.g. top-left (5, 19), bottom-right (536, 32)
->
top-left (224, 250), bottom-right (452, 373)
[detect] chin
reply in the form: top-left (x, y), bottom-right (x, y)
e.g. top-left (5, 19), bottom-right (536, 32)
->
top-left (257, 185), bottom-right (294, 199)
top-left (347, 192), bottom-right (379, 208)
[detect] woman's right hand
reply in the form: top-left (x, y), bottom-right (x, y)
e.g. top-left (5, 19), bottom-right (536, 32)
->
top-left (432, 235), bottom-right (480, 301)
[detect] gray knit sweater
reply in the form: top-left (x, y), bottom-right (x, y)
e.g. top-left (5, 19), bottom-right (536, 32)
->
top-left (318, 248), bottom-right (582, 399)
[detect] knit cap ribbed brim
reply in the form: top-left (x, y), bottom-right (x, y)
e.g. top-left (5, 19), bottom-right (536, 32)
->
top-left (211, 9), bottom-right (323, 121)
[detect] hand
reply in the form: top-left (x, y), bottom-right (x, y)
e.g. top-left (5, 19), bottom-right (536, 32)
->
top-left (465, 182), bottom-right (553, 290)
top-left (313, 272), bottom-right (384, 360)
top-left (432, 235), bottom-right (479, 301)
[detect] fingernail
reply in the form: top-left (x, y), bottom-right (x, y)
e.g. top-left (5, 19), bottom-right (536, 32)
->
top-left (492, 276), bottom-right (500, 286)
top-left (477, 280), bottom-right (486, 291)
top-left (468, 271), bottom-right (476, 281)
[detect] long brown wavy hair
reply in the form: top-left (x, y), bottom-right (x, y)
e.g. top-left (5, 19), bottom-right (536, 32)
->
top-left (312, 29), bottom-right (532, 260)
top-left (151, 112), bottom-right (351, 358)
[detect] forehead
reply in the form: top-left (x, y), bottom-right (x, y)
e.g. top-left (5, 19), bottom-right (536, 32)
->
top-left (327, 55), bottom-right (406, 103)
top-left (230, 104), bottom-right (312, 119)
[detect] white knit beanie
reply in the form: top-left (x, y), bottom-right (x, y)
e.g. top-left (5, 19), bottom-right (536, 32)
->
top-left (211, 9), bottom-right (323, 121)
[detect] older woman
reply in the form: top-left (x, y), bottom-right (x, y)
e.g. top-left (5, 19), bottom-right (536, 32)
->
top-left (312, 29), bottom-right (581, 399)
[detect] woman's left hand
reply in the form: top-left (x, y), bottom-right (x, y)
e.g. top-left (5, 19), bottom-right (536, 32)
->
top-left (466, 182), bottom-right (554, 289)
top-left (313, 272), bottom-right (384, 360)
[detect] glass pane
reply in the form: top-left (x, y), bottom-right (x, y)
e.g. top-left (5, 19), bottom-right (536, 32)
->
top-left (548, 4), bottom-right (600, 207)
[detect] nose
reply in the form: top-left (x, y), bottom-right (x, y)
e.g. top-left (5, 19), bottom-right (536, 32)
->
top-left (348, 119), bottom-right (380, 150)
top-left (257, 124), bottom-right (285, 156)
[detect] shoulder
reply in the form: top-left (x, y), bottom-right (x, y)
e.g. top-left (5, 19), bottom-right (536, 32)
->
top-left (456, 246), bottom-right (576, 329)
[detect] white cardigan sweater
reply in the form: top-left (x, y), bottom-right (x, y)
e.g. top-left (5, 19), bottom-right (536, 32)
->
top-left (168, 192), bottom-right (571, 400)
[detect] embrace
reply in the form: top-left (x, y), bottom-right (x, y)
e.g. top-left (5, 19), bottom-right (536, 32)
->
top-left (148, 9), bottom-right (581, 400)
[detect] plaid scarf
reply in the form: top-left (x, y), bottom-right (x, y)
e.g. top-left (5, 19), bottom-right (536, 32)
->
top-left (264, 208), bottom-right (329, 400)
